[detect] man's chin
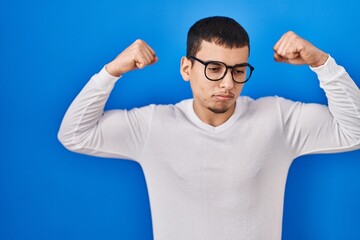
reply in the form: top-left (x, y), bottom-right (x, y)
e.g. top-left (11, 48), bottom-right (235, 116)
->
top-left (207, 106), bottom-right (230, 114)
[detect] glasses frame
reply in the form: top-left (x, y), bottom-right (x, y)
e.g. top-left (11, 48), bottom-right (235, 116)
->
top-left (189, 56), bottom-right (254, 84)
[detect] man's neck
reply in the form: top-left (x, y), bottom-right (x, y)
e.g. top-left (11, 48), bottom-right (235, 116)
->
top-left (193, 103), bottom-right (236, 127)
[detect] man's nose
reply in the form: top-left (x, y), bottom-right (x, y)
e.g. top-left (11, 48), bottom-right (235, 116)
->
top-left (219, 68), bottom-right (234, 90)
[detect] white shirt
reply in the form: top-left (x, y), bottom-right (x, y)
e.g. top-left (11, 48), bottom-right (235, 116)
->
top-left (58, 56), bottom-right (360, 240)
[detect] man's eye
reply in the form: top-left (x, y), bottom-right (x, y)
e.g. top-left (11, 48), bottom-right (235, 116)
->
top-left (207, 63), bottom-right (223, 72)
top-left (234, 70), bottom-right (244, 74)
top-left (208, 67), bottom-right (221, 72)
top-left (234, 67), bottom-right (246, 75)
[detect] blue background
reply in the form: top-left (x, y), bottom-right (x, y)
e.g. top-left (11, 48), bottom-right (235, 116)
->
top-left (1, 0), bottom-right (360, 239)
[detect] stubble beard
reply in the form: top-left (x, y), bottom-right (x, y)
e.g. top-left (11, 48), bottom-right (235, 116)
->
top-left (207, 106), bottom-right (231, 114)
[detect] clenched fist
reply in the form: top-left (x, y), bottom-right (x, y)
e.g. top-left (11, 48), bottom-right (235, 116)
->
top-left (273, 31), bottom-right (328, 68)
top-left (105, 39), bottom-right (158, 77)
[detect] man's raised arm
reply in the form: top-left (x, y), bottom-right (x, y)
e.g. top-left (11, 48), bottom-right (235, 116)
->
top-left (58, 40), bottom-right (158, 160)
top-left (273, 31), bottom-right (360, 155)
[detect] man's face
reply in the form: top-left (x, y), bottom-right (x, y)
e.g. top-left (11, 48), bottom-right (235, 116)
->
top-left (181, 41), bottom-right (249, 122)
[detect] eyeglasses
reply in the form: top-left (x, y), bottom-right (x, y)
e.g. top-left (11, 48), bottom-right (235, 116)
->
top-left (189, 56), bottom-right (254, 84)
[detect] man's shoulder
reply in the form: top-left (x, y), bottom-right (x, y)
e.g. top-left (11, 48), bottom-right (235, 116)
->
top-left (241, 95), bottom-right (301, 116)
top-left (134, 99), bottom-right (192, 118)
top-left (240, 95), bottom-right (291, 106)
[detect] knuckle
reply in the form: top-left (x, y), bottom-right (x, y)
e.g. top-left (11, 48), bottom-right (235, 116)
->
top-left (285, 49), bottom-right (292, 54)
top-left (134, 39), bottom-right (145, 47)
top-left (278, 49), bottom-right (286, 55)
top-left (287, 30), bottom-right (295, 36)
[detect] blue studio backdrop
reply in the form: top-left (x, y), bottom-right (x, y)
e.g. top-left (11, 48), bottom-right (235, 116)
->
top-left (1, 0), bottom-right (360, 239)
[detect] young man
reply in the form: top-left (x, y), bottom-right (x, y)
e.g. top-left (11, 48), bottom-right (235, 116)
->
top-left (58, 16), bottom-right (360, 240)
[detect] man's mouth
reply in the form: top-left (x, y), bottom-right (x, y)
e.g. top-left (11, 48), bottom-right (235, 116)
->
top-left (213, 93), bottom-right (234, 101)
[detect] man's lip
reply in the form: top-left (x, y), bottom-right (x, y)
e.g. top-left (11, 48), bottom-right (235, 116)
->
top-left (213, 93), bottom-right (234, 100)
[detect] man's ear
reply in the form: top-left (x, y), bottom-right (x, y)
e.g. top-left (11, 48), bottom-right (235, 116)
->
top-left (180, 57), bottom-right (191, 81)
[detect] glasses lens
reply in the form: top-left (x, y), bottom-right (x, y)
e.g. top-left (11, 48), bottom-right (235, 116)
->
top-left (205, 62), bottom-right (226, 80)
top-left (233, 65), bottom-right (251, 83)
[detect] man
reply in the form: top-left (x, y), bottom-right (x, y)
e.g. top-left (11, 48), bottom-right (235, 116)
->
top-left (58, 16), bottom-right (360, 240)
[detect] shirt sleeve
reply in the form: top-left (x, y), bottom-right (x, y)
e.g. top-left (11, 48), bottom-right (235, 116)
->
top-left (58, 66), bottom-right (154, 162)
top-left (278, 55), bottom-right (360, 157)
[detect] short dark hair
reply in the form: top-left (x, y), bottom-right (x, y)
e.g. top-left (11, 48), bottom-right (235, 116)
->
top-left (186, 16), bottom-right (250, 58)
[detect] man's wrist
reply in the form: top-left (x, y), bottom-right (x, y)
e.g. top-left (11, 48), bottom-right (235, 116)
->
top-left (105, 63), bottom-right (123, 77)
top-left (310, 52), bottom-right (329, 68)
top-left (93, 66), bottom-right (121, 92)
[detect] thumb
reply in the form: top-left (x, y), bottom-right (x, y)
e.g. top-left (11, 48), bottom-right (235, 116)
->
top-left (135, 55), bottom-right (158, 69)
top-left (274, 52), bottom-right (287, 63)
top-left (150, 56), bottom-right (159, 65)
top-left (274, 52), bottom-right (302, 65)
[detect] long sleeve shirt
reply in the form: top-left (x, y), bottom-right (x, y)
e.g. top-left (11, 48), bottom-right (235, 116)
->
top-left (58, 56), bottom-right (360, 240)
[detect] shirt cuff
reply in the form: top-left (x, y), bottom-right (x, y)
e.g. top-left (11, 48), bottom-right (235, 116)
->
top-left (93, 66), bottom-right (121, 92)
top-left (310, 55), bottom-right (344, 83)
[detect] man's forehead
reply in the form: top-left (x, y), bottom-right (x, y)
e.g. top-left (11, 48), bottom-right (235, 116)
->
top-left (197, 40), bottom-right (249, 63)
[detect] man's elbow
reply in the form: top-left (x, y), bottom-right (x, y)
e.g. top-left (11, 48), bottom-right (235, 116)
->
top-left (57, 129), bottom-right (81, 152)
